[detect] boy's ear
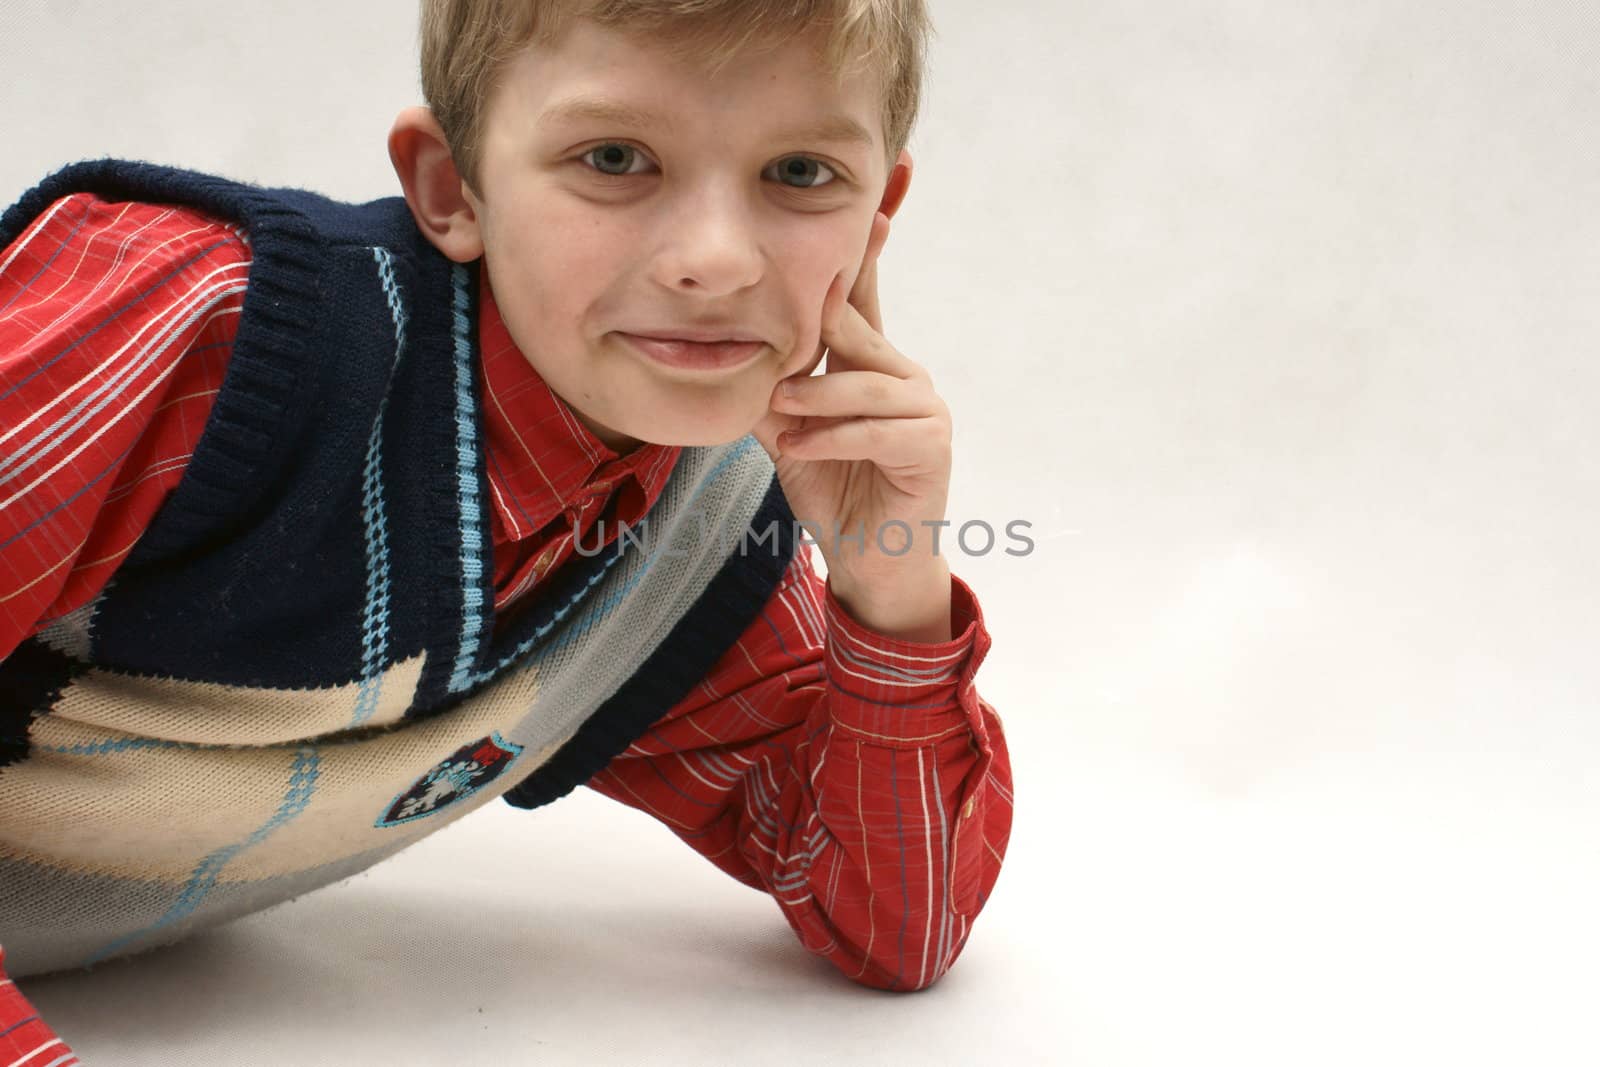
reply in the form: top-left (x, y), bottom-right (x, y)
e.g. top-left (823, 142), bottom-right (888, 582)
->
top-left (877, 148), bottom-right (913, 222)
top-left (387, 106), bottom-right (486, 263)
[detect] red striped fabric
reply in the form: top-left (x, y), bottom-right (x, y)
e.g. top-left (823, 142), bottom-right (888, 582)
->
top-left (0, 195), bottom-right (249, 639)
top-left (0, 948), bottom-right (77, 1066)
top-left (0, 193), bottom-right (1012, 1042)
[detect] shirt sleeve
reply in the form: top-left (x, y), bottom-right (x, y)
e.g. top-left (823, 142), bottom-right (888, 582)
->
top-left (0, 948), bottom-right (77, 1067)
top-left (0, 192), bottom-right (247, 662)
top-left (582, 544), bottom-right (1014, 992)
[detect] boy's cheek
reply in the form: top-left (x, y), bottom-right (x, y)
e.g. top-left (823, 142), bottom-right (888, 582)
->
top-left (777, 336), bottom-right (827, 381)
top-left (774, 260), bottom-right (849, 379)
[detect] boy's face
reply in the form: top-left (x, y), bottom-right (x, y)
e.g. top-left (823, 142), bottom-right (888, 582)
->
top-left (447, 19), bottom-right (908, 451)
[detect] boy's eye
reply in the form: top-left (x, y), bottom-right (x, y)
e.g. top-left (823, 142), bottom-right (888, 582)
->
top-left (584, 143), bottom-right (651, 177)
top-left (579, 143), bottom-right (839, 189)
top-left (768, 156), bottom-right (837, 189)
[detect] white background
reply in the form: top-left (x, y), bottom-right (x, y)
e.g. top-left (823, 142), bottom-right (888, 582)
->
top-left (3, 1), bottom-right (1598, 1063)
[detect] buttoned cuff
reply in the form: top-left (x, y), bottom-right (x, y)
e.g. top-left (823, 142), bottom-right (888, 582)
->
top-left (822, 570), bottom-right (995, 749)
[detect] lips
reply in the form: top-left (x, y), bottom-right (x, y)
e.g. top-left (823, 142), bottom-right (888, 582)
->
top-left (618, 332), bottom-right (765, 372)
top-left (626, 327), bottom-right (763, 343)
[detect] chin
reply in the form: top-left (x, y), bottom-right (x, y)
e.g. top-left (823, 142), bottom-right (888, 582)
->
top-left (625, 410), bottom-right (763, 448)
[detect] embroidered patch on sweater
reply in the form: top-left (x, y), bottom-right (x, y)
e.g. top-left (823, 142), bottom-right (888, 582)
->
top-left (376, 733), bottom-right (525, 828)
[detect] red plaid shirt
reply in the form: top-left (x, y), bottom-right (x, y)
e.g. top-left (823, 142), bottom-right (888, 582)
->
top-left (0, 194), bottom-right (1012, 1053)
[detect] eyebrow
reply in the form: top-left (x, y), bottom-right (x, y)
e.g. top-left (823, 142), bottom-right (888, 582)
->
top-left (537, 95), bottom-right (875, 150)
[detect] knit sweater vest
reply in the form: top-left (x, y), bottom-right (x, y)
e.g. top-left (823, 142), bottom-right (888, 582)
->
top-left (0, 159), bottom-right (800, 979)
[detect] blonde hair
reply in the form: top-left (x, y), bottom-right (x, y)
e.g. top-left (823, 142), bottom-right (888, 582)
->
top-left (419, 0), bottom-right (932, 195)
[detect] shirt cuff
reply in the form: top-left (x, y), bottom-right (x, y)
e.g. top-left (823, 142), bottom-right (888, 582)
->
top-left (822, 570), bottom-right (995, 749)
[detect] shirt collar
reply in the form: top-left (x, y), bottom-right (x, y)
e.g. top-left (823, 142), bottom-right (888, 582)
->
top-left (476, 260), bottom-right (681, 543)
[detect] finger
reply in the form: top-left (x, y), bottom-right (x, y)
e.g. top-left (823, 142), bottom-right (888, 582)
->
top-left (752, 408), bottom-right (850, 465)
top-left (778, 414), bottom-right (948, 468)
top-left (752, 352), bottom-right (848, 462)
top-left (820, 280), bottom-right (920, 378)
top-left (772, 370), bottom-right (936, 419)
top-left (748, 403), bottom-right (801, 464)
top-left (848, 211), bottom-right (889, 334)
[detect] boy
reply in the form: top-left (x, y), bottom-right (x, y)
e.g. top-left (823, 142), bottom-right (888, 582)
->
top-left (0, 0), bottom-right (1014, 1056)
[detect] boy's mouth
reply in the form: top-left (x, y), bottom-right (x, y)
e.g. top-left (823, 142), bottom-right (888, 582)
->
top-left (616, 332), bottom-right (766, 372)
top-left (624, 325), bottom-right (764, 343)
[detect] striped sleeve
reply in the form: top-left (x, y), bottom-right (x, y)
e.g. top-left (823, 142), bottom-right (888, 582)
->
top-left (0, 192), bottom-right (246, 662)
top-left (583, 545), bottom-right (1013, 992)
top-left (0, 948), bottom-right (78, 1066)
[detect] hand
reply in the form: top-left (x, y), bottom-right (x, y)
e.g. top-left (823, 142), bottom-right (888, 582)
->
top-left (750, 211), bottom-right (955, 641)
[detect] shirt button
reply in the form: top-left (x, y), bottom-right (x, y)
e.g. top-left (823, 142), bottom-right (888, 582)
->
top-left (962, 797), bottom-right (975, 819)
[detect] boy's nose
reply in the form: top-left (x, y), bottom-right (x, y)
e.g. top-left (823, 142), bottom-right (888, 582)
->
top-left (651, 192), bottom-right (764, 297)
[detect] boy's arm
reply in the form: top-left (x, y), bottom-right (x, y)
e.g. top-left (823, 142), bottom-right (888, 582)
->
top-left (0, 192), bottom-right (247, 662)
top-left (0, 948), bottom-right (77, 1067)
top-left (0, 193), bottom-right (246, 1050)
top-left (582, 544), bottom-right (1013, 992)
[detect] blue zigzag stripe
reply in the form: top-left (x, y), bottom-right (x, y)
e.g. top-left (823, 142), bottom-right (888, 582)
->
top-left (84, 746), bottom-right (322, 967)
top-left (454, 437), bottom-right (760, 686)
top-left (447, 262), bottom-right (486, 693)
top-left (351, 248), bottom-right (406, 726)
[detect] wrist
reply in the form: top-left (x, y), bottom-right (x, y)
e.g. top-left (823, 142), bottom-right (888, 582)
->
top-left (827, 559), bottom-right (953, 643)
